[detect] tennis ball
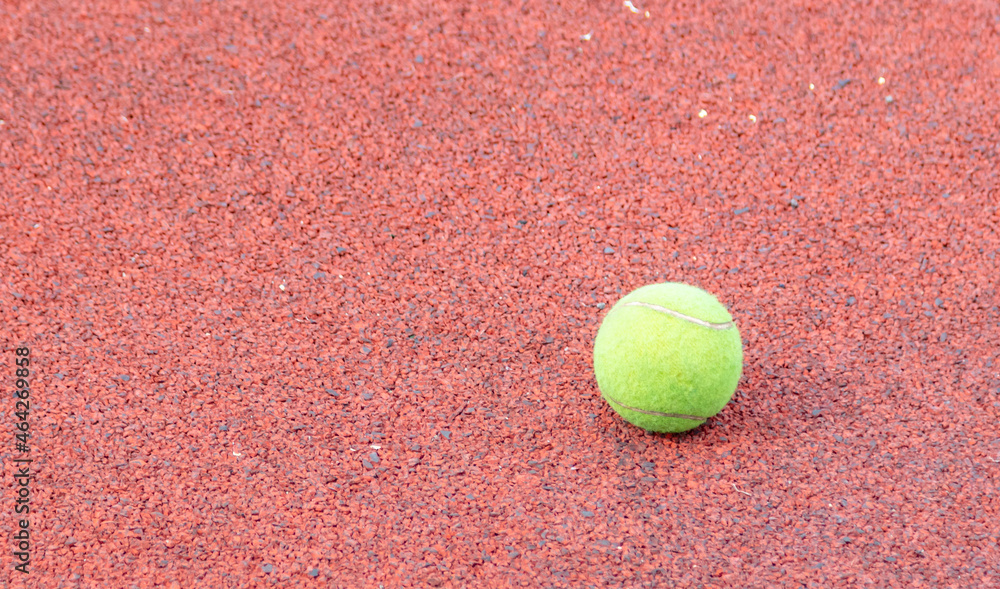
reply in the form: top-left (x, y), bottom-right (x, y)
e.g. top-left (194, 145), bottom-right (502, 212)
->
top-left (593, 282), bottom-right (743, 433)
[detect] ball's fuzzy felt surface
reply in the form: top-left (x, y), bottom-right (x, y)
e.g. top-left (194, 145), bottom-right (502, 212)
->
top-left (593, 282), bottom-right (743, 433)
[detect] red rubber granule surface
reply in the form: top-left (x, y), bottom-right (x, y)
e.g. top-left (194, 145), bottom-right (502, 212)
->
top-left (1, 0), bottom-right (999, 586)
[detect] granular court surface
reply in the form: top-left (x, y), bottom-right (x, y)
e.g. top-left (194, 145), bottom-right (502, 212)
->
top-left (1, 0), bottom-right (998, 586)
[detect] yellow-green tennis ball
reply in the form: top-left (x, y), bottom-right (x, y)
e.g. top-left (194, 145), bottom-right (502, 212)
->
top-left (593, 282), bottom-right (743, 433)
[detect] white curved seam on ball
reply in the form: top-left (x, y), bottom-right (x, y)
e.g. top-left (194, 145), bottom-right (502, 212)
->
top-left (621, 301), bottom-right (734, 330)
top-left (603, 395), bottom-right (707, 421)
